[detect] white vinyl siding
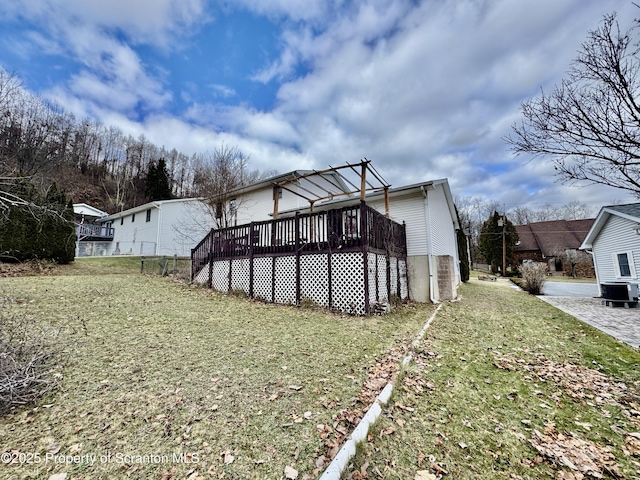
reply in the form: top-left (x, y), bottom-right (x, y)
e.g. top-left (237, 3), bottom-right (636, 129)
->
top-left (592, 215), bottom-right (640, 282)
top-left (428, 186), bottom-right (457, 257)
top-left (368, 193), bottom-right (428, 256)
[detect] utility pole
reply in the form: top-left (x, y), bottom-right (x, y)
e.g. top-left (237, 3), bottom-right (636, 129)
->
top-left (498, 214), bottom-right (506, 276)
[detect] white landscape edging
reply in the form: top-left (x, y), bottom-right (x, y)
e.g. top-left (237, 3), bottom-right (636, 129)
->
top-left (318, 303), bottom-right (443, 480)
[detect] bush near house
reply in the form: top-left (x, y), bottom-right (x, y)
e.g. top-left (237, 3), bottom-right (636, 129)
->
top-left (0, 182), bottom-right (75, 264)
top-left (519, 261), bottom-right (547, 295)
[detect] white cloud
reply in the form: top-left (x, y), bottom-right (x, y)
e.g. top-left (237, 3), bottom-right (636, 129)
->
top-left (209, 84), bottom-right (236, 98)
top-left (0, 0), bottom-right (208, 47)
top-left (4, 0), bottom-right (639, 210)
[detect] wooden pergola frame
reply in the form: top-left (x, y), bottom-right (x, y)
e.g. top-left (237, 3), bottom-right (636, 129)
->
top-left (271, 159), bottom-right (391, 219)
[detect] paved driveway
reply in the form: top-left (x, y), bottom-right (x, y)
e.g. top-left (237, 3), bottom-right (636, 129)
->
top-left (542, 281), bottom-right (599, 297)
top-left (538, 291), bottom-right (640, 349)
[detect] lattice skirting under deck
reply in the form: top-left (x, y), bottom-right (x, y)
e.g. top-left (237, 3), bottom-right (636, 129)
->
top-left (193, 250), bottom-right (408, 315)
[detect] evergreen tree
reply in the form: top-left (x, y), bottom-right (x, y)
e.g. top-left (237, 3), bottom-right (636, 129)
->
top-left (457, 228), bottom-right (470, 282)
top-left (479, 211), bottom-right (519, 274)
top-left (144, 158), bottom-right (173, 202)
top-left (0, 181), bottom-right (75, 263)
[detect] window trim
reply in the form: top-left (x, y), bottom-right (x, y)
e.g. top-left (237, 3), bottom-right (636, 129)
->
top-left (613, 250), bottom-right (636, 278)
top-left (146, 209), bottom-right (151, 222)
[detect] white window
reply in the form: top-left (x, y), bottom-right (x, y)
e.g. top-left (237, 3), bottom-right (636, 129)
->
top-left (613, 251), bottom-right (636, 278)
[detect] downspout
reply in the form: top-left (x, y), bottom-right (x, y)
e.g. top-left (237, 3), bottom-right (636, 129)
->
top-left (421, 186), bottom-right (437, 304)
top-left (155, 204), bottom-right (162, 256)
top-left (585, 249), bottom-right (601, 297)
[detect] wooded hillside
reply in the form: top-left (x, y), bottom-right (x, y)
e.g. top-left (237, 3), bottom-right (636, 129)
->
top-left (0, 69), bottom-right (266, 215)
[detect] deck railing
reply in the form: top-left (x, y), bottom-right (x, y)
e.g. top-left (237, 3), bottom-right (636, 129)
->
top-left (191, 202), bottom-right (406, 279)
top-left (76, 223), bottom-right (115, 240)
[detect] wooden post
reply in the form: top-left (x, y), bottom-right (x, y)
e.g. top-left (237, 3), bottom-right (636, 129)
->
top-left (249, 222), bottom-right (255, 299)
top-left (295, 212), bottom-right (301, 306)
top-left (309, 202), bottom-right (315, 243)
top-left (273, 186), bottom-right (280, 219)
top-left (384, 186), bottom-right (390, 218)
top-left (361, 201), bottom-right (370, 315)
top-left (360, 162), bottom-right (367, 201)
top-left (327, 248), bottom-right (332, 311)
top-left (208, 229), bottom-right (214, 288)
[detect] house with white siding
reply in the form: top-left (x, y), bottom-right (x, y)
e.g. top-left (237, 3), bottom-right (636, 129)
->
top-left (276, 179), bottom-right (462, 302)
top-left (580, 203), bottom-right (640, 296)
top-left (192, 165), bottom-right (461, 307)
top-left (92, 198), bottom-right (215, 257)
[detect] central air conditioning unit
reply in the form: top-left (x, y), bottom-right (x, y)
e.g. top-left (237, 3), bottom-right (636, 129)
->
top-left (600, 282), bottom-right (639, 308)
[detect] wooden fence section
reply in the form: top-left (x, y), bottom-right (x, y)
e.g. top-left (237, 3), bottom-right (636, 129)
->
top-left (191, 202), bottom-right (408, 315)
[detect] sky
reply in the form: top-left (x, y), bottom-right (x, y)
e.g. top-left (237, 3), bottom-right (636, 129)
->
top-left (0, 0), bottom-right (638, 213)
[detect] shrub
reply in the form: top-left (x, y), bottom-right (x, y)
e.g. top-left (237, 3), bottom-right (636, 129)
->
top-left (0, 182), bottom-right (75, 264)
top-left (0, 298), bottom-right (61, 414)
top-left (519, 262), bottom-right (547, 295)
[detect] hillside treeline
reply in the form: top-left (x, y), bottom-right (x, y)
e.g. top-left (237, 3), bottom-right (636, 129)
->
top-left (0, 69), bottom-right (264, 214)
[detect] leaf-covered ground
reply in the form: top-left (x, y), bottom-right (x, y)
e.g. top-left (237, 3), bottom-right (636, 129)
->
top-left (348, 277), bottom-right (640, 480)
top-left (0, 259), bottom-right (433, 479)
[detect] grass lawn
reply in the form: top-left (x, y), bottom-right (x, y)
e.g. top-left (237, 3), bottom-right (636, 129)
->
top-left (0, 258), bottom-right (433, 479)
top-left (347, 277), bottom-right (640, 479)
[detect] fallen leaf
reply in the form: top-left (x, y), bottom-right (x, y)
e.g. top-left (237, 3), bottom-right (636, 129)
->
top-left (625, 432), bottom-right (640, 456)
top-left (414, 471), bottom-right (436, 480)
top-left (530, 429), bottom-right (620, 477)
top-left (284, 465), bottom-right (299, 479)
top-left (48, 474), bottom-right (67, 480)
top-left (48, 443), bottom-right (61, 454)
top-left (69, 444), bottom-right (82, 453)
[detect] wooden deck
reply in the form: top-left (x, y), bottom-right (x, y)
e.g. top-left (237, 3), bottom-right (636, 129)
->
top-left (191, 201), bottom-right (408, 314)
top-left (76, 223), bottom-right (115, 241)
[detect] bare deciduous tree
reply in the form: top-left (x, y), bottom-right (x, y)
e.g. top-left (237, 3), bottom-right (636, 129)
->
top-left (507, 13), bottom-right (640, 197)
top-left (551, 247), bottom-right (593, 278)
top-left (192, 143), bottom-right (262, 229)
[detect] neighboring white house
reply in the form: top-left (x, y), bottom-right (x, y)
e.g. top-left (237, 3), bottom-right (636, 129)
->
top-left (73, 203), bottom-right (108, 223)
top-left (93, 198), bottom-right (215, 257)
top-left (580, 203), bottom-right (640, 294)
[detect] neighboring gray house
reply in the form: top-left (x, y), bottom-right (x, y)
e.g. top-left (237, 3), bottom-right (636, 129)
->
top-left (92, 198), bottom-right (215, 257)
top-left (74, 203), bottom-right (112, 257)
top-left (580, 203), bottom-right (640, 294)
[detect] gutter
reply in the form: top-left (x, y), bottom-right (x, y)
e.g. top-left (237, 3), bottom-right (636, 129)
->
top-left (584, 249), bottom-right (601, 296)
top-left (421, 186), bottom-right (438, 304)
top-left (155, 204), bottom-right (162, 255)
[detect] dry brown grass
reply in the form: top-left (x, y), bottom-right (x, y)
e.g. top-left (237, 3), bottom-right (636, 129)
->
top-left (0, 260), bottom-right (432, 479)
